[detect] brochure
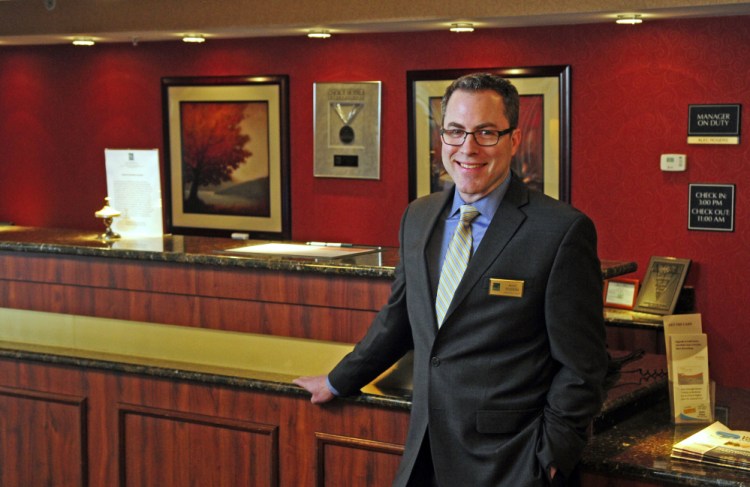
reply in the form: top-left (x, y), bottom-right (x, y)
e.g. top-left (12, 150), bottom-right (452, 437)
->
top-left (663, 314), bottom-right (713, 424)
top-left (671, 421), bottom-right (750, 471)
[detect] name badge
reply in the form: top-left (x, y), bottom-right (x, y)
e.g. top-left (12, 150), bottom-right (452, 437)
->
top-left (489, 278), bottom-right (524, 298)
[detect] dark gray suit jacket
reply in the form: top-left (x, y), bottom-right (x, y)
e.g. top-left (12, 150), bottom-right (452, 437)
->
top-left (329, 175), bottom-right (608, 486)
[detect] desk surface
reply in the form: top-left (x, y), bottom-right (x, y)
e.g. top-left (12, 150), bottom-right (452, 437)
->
top-left (583, 388), bottom-right (750, 486)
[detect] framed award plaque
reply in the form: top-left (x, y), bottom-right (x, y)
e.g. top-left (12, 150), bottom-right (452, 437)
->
top-left (313, 81), bottom-right (382, 179)
top-left (633, 256), bottom-right (691, 315)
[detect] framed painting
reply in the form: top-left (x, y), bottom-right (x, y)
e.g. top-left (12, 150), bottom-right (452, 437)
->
top-left (161, 75), bottom-right (290, 239)
top-left (407, 66), bottom-right (571, 202)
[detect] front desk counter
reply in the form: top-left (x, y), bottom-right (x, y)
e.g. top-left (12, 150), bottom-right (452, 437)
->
top-left (4, 333), bottom-right (747, 486)
top-left (3, 227), bottom-right (745, 486)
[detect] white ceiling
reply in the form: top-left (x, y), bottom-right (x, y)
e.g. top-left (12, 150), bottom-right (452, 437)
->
top-left (1, 1), bottom-right (750, 46)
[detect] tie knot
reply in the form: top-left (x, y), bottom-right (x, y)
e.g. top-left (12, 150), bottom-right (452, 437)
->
top-left (459, 205), bottom-right (479, 223)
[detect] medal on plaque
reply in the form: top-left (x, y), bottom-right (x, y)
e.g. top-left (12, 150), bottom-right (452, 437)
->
top-left (333, 103), bottom-right (363, 144)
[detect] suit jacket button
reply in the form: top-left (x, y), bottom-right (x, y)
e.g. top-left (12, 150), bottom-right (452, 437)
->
top-left (431, 357), bottom-right (441, 367)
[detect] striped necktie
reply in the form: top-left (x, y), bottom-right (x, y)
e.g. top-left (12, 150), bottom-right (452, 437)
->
top-left (435, 205), bottom-right (479, 327)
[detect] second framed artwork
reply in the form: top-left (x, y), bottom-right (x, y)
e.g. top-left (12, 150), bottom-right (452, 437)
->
top-left (407, 66), bottom-right (571, 202)
top-left (162, 75), bottom-right (290, 239)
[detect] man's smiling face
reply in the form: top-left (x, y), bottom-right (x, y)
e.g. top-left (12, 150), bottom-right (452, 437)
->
top-left (441, 89), bottom-right (521, 203)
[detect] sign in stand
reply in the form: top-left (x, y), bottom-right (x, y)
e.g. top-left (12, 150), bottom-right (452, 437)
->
top-left (688, 183), bottom-right (735, 232)
top-left (663, 314), bottom-right (713, 424)
top-left (104, 149), bottom-right (164, 238)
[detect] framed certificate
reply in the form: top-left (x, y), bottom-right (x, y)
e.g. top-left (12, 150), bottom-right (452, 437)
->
top-left (313, 81), bottom-right (382, 179)
top-left (603, 277), bottom-right (639, 310)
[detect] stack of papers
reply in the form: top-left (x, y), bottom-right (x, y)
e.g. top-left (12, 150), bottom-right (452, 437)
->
top-left (224, 243), bottom-right (378, 259)
top-left (671, 421), bottom-right (750, 471)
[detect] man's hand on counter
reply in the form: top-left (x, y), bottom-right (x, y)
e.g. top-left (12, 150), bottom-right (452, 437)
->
top-left (293, 375), bottom-right (336, 404)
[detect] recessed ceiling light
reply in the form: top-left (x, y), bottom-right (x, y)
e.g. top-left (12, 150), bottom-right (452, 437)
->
top-left (616, 14), bottom-right (643, 25)
top-left (450, 23), bottom-right (475, 33)
top-left (308, 29), bottom-right (331, 39)
top-left (182, 34), bottom-right (206, 43)
top-left (72, 37), bottom-right (95, 46)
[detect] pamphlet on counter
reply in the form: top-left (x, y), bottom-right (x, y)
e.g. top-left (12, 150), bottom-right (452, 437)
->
top-left (663, 313), bottom-right (713, 424)
top-left (671, 421), bottom-right (750, 471)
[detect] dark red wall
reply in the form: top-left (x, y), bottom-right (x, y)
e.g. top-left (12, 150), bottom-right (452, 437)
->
top-left (1, 16), bottom-right (748, 387)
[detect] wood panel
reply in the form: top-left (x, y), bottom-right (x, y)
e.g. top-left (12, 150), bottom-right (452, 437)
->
top-left (606, 327), bottom-right (665, 355)
top-left (0, 385), bottom-right (88, 487)
top-left (0, 354), bottom-right (680, 487)
top-left (315, 432), bottom-right (403, 487)
top-left (0, 253), bottom-right (392, 308)
top-left (0, 252), bottom-right (392, 343)
top-left (0, 357), bottom-right (411, 487)
top-left (0, 280), bottom-right (377, 342)
top-left (119, 404), bottom-right (279, 487)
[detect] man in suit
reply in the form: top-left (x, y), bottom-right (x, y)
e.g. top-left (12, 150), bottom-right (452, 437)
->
top-left (294, 73), bottom-right (608, 486)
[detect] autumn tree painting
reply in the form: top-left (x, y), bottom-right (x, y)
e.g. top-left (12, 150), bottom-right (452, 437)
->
top-left (180, 101), bottom-right (270, 216)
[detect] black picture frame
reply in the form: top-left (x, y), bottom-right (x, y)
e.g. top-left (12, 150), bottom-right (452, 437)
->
top-left (161, 75), bottom-right (290, 239)
top-left (407, 65), bottom-right (571, 202)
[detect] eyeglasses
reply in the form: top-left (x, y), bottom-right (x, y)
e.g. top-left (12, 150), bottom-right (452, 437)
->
top-left (440, 127), bottom-right (515, 147)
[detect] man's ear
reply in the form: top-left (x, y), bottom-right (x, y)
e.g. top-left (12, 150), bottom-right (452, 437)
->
top-left (509, 128), bottom-right (522, 156)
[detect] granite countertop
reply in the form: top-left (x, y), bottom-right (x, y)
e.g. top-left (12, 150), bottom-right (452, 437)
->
top-left (0, 307), bottom-right (665, 417)
top-left (583, 387), bottom-right (750, 486)
top-left (0, 339), bottom-right (413, 410)
top-left (0, 226), bottom-right (400, 278)
top-left (0, 226), bottom-right (636, 280)
top-left (0, 340), bottom-right (662, 417)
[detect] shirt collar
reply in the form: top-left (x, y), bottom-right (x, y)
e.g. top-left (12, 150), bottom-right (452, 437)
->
top-left (448, 174), bottom-right (511, 220)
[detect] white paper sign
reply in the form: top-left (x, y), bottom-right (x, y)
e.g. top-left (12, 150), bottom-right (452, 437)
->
top-left (104, 149), bottom-right (163, 237)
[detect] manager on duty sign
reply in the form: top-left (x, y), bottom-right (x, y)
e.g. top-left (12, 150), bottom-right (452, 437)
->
top-left (688, 104), bottom-right (741, 144)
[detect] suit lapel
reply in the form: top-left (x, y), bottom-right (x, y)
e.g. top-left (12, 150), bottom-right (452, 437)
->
top-left (440, 177), bottom-right (529, 325)
top-left (412, 190), bottom-right (453, 332)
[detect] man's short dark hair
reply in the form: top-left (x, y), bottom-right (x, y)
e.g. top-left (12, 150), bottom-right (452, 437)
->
top-left (441, 73), bottom-right (520, 128)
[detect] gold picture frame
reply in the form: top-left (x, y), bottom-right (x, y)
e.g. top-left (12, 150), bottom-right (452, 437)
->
top-left (161, 75), bottom-right (290, 239)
